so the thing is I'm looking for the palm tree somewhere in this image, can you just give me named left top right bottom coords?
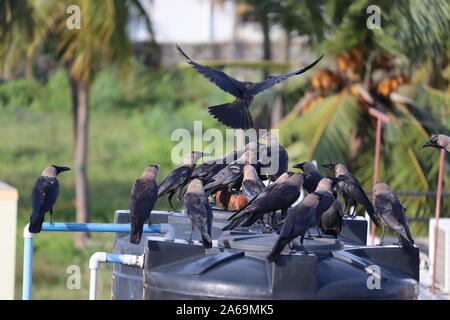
left=277, top=0, right=450, bottom=233
left=1, top=0, right=154, bottom=248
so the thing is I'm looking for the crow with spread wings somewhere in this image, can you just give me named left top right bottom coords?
left=176, top=44, right=323, bottom=130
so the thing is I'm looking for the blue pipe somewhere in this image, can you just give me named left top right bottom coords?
left=22, top=236, right=33, bottom=300
left=23, top=222, right=165, bottom=300
left=41, top=222, right=161, bottom=233
left=106, top=253, right=124, bottom=264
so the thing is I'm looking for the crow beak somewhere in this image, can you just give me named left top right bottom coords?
left=53, top=166, right=71, bottom=174
left=422, top=140, right=436, bottom=148
left=293, top=162, right=306, bottom=170
left=333, top=175, right=348, bottom=183
left=322, top=163, right=334, bottom=170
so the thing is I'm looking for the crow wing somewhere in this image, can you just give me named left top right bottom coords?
left=29, top=176, right=59, bottom=233
left=228, top=182, right=300, bottom=222
left=158, top=166, right=192, bottom=196
left=176, top=44, right=245, bottom=98
left=242, top=179, right=265, bottom=200
left=130, top=179, right=158, bottom=220
left=247, top=55, right=324, bottom=96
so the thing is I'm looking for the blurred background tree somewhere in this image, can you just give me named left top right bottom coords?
left=1, top=0, right=155, bottom=248
left=276, top=0, right=450, bottom=232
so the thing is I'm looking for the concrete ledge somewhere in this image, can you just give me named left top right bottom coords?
left=0, top=182, right=19, bottom=201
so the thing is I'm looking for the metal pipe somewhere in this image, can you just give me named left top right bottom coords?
left=431, top=149, right=446, bottom=294
left=41, top=222, right=161, bottom=233
left=368, top=107, right=390, bottom=245
left=23, top=222, right=174, bottom=300
left=22, top=224, right=34, bottom=300
left=89, top=252, right=144, bottom=300
left=371, top=118, right=382, bottom=244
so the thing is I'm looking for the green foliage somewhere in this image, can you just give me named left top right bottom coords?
left=0, top=77, right=41, bottom=109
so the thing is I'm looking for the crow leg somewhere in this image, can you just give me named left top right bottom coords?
left=174, top=187, right=186, bottom=212
left=343, top=195, right=350, bottom=215
left=167, top=192, right=176, bottom=212
left=316, top=225, right=322, bottom=238
left=377, top=223, right=386, bottom=246
left=50, top=207, right=54, bottom=226
left=187, top=224, right=194, bottom=244
left=300, top=236, right=308, bottom=255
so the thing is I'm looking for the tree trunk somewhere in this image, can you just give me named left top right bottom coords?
left=71, top=77, right=90, bottom=249
left=270, top=32, right=291, bottom=127
left=255, top=16, right=272, bottom=129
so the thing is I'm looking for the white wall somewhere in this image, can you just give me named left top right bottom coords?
left=0, top=182, right=18, bottom=300
left=130, top=0, right=236, bottom=44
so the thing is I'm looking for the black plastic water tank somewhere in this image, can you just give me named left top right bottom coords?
left=112, top=210, right=420, bottom=300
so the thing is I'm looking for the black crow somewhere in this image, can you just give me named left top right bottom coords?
left=203, top=149, right=257, bottom=194
left=322, top=163, right=380, bottom=228
left=293, top=161, right=323, bottom=194
left=191, top=150, right=238, bottom=181
left=158, top=151, right=209, bottom=211
left=223, top=171, right=306, bottom=231
left=308, top=177, right=345, bottom=237
left=129, top=165, right=159, bottom=244
left=319, top=195, right=343, bottom=238
left=29, top=165, right=71, bottom=233
left=176, top=44, right=323, bottom=130
left=422, top=134, right=450, bottom=152
left=258, top=134, right=289, bottom=182
left=183, top=178, right=213, bottom=248
left=242, top=164, right=265, bottom=201
left=373, top=182, right=414, bottom=248
left=266, top=177, right=344, bottom=262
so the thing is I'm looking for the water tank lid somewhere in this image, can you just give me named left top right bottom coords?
left=219, top=231, right=344, bottom=253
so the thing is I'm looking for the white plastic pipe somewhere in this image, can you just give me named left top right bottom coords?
left=160, top=223, right=175, bottom=241
left=89, top=252, right=144, bottom=300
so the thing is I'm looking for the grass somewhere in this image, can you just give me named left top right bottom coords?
left=2, top=100, right=225, bottom=299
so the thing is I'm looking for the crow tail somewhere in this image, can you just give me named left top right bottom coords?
left=130, top=219, right=145, bottom=245
left=267, top=237, right=291, bottom=263
left=208, top=101, right=254, bottom=130
left=28, top=210, right=44, bottom=233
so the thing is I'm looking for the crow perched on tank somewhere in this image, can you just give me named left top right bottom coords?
left=422, top=134, right=450, bottom=152
left=28, top=165, right=71, bottom=233
left=203, top=149, right=257, bottom=195
left=191, top=150, right=239, bottom=181
left=308, top=177, right=345, bottom=237
left=319, top=194, right=343, bottom=238
left=241, top=164, right=265, bottom=201
left=258, top=134, right=289, bottom=182
left=158, top=151, right=209, bottom=211
left=293, top=161, right=323, bottom=194
left=176, top=44, right=323, bottom=130
left=223, top=171, right=306, bottom=231
left=183, top=178, right=214, bottom=248
left=373, top=182, right=414, bottom=248
left=129, top=165, right=159, bottom=244
left=266, top=177, right=344, bottom=262
left=322, top=163, right=380, bottom=228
